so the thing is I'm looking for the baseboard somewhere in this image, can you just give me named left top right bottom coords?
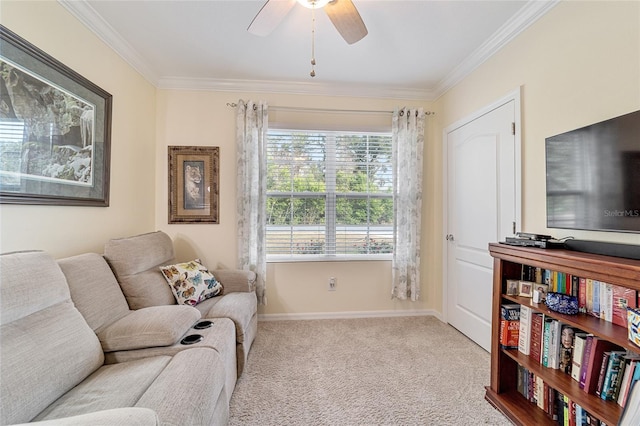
left=258, top=309, right=444, bottom=322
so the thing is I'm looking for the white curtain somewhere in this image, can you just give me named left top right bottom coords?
left=392, top=107, right=425, bottom=301
left=236, top=100, right=268, bottom=304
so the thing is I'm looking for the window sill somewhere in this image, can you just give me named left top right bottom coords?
left=267, top=254, right=392, bottom=263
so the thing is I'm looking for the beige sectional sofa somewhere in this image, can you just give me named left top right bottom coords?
left=103, top=231, right=258, bottom=375
left=0, top=231, right=257, bottom=425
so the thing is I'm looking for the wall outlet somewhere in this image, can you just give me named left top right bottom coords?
left=328, top=277, right=336, bottom=291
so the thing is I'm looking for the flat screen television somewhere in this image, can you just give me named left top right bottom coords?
left=545, top=109, right=640, bottom=234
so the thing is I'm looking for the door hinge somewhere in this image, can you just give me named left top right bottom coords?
left=511, top=122, right=516, bottom=135
left=512, top=221, right=516, bottom=234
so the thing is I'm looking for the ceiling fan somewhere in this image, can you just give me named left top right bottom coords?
left=247, top=0, right=368, bottom=45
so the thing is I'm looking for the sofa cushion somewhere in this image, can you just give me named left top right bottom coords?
left=199, top=291, right=258, bottom=343
left=34, top=356, right=172, bottom=421
left=160, top=259, right=224, bottom=306
left=97, top=305, right=201, bottom=352
left=1, top=251, right=70, bottom=324
left=34, top=348, right=226, bottom=426
left=104, top=232, right=177, bottom=309
left=58, top=253, right=131, bottom=333
left=1, top=251, right=104, bottom=425
left=135, top=348, right=227, bottom=426
left=13, top=408, right=159, bottom=426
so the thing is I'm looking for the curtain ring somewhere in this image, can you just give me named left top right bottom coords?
left=399, top=110, right=405, bottom=117
left=253, top=104, right=258, bottom=111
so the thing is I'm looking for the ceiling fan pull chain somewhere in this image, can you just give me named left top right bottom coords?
left=310, top=5, right=316, bottom=77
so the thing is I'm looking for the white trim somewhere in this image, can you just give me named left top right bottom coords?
left=441, top=87, right=523, bottom=323
left=58, top=0, right=556, bottom=100
left=58, top=0, right=159, bottom=84
left=156, top=76, right=435, bottom=100
left=435, top=0, right=559, bottom=99
left=259, top=309, right=443, bottom=322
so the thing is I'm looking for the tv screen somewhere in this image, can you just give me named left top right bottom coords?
left=545, top=110, right=640, bottom=234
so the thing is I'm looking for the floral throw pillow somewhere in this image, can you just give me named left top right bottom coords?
left=159, top=259, right=223, bottom=306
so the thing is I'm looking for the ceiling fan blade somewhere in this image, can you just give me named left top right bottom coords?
left=324, top=0, right=368, bottom=45
left=248, top=0, right=297, bottom=37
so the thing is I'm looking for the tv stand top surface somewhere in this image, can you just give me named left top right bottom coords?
left=488, top=243, right=640, bottom=290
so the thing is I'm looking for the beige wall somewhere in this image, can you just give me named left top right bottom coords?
left=2, top=0, right=638, bottom=318
left=437, top=0, right=640, bottom=248
left=0, top=0, right=157, bottom=257
left=155, top=91, right=439, bottom=317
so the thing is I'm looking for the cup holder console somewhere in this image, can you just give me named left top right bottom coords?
left=193, top=320, right=213, bottom=330
left=180, top=334, right=204, bottom=345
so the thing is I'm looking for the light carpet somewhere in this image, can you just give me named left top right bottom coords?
left=229, top=316, right=511, bottom=425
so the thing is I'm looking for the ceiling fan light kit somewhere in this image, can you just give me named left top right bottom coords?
left=297, top=0, right=331, bottom=9
left=248, top=0, right=367, bottom=78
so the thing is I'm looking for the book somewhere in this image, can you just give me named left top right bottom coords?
left=578, top=335, right=594, bottom=388
left=547, top=385, right=558, bottom=420
left=500, top=303, right=521, bottom=348
left=627, top=359, right=640, bottom=407
left=555, top=390, right=563, bottom=423
left=619, top=379, right=640, bottom=426
left=542, top=317, right=553, bottom=367
left=536, top=375, right=545, bottom=409
left=575, top=403, right=587, bottom=426
left=582, top=337, right=622, bottom=394
left=600, top=350, right=625, bottom=401
left=500, top=303, right=520, bottom=320
left=586, top=279, right=594, bottom=316
left=592, top=280, right=600, bottom=318
left=518, top=305, right=532, bottom=356
left=571, top=333, right=588, bottom=382
left=601, top=283, right=613, bottom=322
left=578, top=277, right=587, bottom=313
left=571, top=275, right=579, bottom=297
left=548, top=319, right=562, bottom=369
left=530, top=312, right=544, bottom=364
left=558, top=272, right=566, bottom=294
left=585, top=411, right=601, bottom=425
left=499, top=318, right=520, bottom=349
left=596, top=352, right=611, bottom=397
left=559, top=325, right=575, bottom=374
left=516, top=364, right=525, bottom=396
left=618, top=358, right=639, bottom=406
left=611, top=285, right=638, bottom=327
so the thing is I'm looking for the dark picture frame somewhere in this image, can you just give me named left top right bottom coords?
left=168, top=146, right=219, bottom=224
left=0, top=25, right=112, bottom=206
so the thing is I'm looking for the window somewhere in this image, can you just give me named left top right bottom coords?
left=266, top=130, right=393, bottom=259
left=0, top=119, right=26, bottom=190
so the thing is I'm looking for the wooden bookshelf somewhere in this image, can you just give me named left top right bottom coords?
left=486, top=243, right=640, bottom=426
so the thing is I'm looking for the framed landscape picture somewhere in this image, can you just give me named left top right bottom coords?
left=168, top=146, right=219, bottom=224
left=0, top=25, right=112, bottom=206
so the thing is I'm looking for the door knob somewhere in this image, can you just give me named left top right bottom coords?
left=446, top=234, right=455, bottom=241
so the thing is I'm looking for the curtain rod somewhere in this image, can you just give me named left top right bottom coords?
left=226, top=102, right=435, bottom=116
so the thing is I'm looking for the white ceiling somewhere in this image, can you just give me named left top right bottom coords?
left=60, top=0, right=558, bottom=100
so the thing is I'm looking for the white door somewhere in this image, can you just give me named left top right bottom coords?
left=445, top=98, right=519, bottom=352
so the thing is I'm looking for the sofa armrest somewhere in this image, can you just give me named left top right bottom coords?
left=16, top=408, right=159, bottom=425
left=97, top=305, right=201, bottom=352
left=213, top=269, right=256, bottom=293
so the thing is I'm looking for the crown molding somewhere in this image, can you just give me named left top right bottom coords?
left=156, top=76, right=436, bottom=100
left=434, top=0, right=560, bottom=99
left=59, top=0, right=557, bottom=101
left=58, top=0, right=159, bottom=84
